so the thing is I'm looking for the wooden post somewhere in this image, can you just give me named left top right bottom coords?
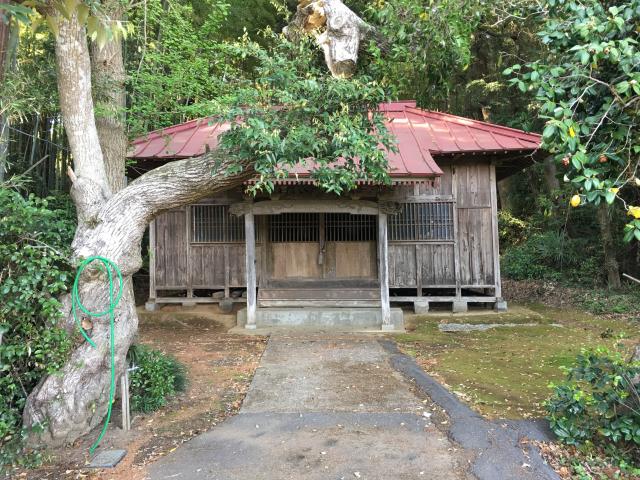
left=185, top=206, right=193, bottom=299
left=378, top=212, right=392, bottom=330
left=145, top=220, right=158, bottom=311
left=490, top=163, right=506, bottom=312
left=489, top=163, right=502, bottom=299
left=451, top=166, right=462, bottom=299
left=223, top=245, right=230, bottom=298
left=120, top=370, right=130, bottom=431
left=245, top=211, right=257, bottom=329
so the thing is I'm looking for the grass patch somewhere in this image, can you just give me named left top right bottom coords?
left=397, top=305, right=639, bottom=419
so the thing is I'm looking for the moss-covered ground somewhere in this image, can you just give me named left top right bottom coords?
left=396, top=304, right=639, bottom=419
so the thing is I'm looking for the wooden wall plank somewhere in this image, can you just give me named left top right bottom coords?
left=388, top=244, right=417, bottom=287
left=457, top=208, right=494, bottom=285
left=419, top=244, right=455, bottom=285
left=334, top=242, right=377, bottom=278
left=155, top=209, right=188, bottom=287
left=270, top=243, right=322, bottom=279
left=148, top=220, right=156, bottom=301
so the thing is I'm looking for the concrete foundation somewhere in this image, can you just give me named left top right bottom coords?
left=237, top=307, right=404, bottom=332
left=494, top=298, right=508, bottom=312
left=452, top=300, right=468, bottom=313
left=413, top=300, right=430, bottom=314
left=144, top=301, right=158, bottom=312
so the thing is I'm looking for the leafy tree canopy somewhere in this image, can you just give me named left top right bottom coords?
left=508, top=0, right=640, bottom=241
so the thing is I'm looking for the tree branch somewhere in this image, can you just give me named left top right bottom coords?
left=286, top=0, right=373, bottom=78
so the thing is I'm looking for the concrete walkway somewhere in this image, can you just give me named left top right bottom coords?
left=147, top=334, right=558, bottom=480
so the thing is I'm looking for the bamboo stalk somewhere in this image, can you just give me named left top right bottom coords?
left=623, top=273, right=640, bottom=285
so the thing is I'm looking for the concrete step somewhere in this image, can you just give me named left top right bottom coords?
left=236, top=307, right=404, bottom=332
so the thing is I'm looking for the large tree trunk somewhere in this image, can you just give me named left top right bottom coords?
left=597, top=203, right=622, bottom=289
left=91, top=1, right=127, bottom=193
left=24, top=152, right=254, bottom=445
left=22, top=11, right=254, bottom=446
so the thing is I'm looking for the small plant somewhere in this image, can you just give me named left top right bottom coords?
left=128, top=345, right=187, bottom=413
left=546, top=347, right=640, bottom=448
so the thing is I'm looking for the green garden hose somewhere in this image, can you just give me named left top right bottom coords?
left=72, top=256, right=124, bottom=455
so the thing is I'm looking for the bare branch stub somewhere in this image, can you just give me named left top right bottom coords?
left=286, top=0, right=372, bottom=78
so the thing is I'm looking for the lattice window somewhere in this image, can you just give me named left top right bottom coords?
left=269, top=213, right=320, bottom=242
left=191, top=205, right=245, bottom=243
left=326, top=214, right=377, bottom=242
left=389, top=202, right=454, bottom=241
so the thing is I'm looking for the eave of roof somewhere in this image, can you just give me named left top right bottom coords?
left=128, top=101, right=541, bottom=181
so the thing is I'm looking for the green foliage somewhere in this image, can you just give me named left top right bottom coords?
left=128, top=345, right=187, bottom=413
left=546, top=347, right=640, bottom=450
left=127, top=0, right=248, bottom=135
left=509, top=0, right=640, bottom=240
left=0, top=188, right=75, bottom=463
left=497, top=210, right=531, bottom=249
left=361, top=0, right=481, bottom=107
left=501, top=231, right=603, bottom=284
left=578, top=288, right=640, bottom=315
left=216, top=33, right=395, bottom=194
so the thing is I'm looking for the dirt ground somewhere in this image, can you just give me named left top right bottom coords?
left=8, top=305, right=266, bottom=480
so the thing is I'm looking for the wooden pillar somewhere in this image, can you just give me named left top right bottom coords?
left=451, top=166, right=462, bottom=299
left=378, top=212, right=392, bottom=330
left=245, top=212, right=257, bottom=329
left=185, top=206, right=193, bottom=299
left=145, top=220, right=158, bottom=311
left=490, top=163, right=506, bottom=311
left=489, top=163, right=502, bottom=298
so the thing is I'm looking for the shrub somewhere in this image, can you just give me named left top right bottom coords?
left=498, top=210, right=531, bottom=249
left=546, top=347, right=640, bottom=448
left=501, top=231, right=603, bottom=285
left=0, top=189, right=75, bottom=465
left=128, top=345, right=187, bottom=413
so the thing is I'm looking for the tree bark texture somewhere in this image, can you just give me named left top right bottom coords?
left=90, top=1, right=127, bottom=193
left=23, top=12, right=255, bottom=446
left=287, top=0, right=370, bottom=78
left=597, top=202, right=622, bottom=289
left=53, top=12, right=111, bottom=223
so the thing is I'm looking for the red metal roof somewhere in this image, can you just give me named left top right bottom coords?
left=129, top=101, right=541, bottom=180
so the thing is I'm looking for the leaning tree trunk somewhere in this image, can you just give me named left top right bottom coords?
left=22, top=11, right=254, bottom=446
left=597, top=203, right=622, bottom=289
left=24, top=0, right=369, bottom=446
left=23, top=152, right=254, bottom=445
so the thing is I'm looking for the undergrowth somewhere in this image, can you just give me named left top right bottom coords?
left=128, top=345, right=187, bottom=413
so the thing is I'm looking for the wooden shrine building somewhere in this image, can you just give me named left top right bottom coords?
left=130, top=101, right=541, bottom=330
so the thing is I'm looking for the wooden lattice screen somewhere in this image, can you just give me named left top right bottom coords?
left=389, top=202, right=454, bottom=241
left=326, top=214, right=376, bottom=242
left=269, top=213, right=320, bottom=242
left=191, top=205, right=245, bottom=243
